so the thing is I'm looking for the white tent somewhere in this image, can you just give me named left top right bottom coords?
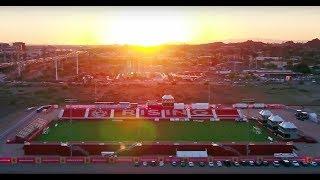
left=162, top=95, right=174, bottom=100
left=191, top=103, right=209, bottom=109
left=259, top=110, right=273, bottom=117
left=176, top=151, right=208, bottom=157
left=174, top=103, right=185, bottom=110
left=233, top=103, right=248, bottom=108
left=309, top=113, right=318, bottom=123
left=268, top=115, right=284, bottom=122
left=279, top=121, right=297, bottom=129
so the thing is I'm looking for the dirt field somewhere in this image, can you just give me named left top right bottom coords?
left=1, top=82, right=320, bottom=119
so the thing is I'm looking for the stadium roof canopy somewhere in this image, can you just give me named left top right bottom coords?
left=176, top=151, right=208, bottom=157
left=259, top=110, right=273, bottom=116
left=268, top=115, right=284, bottom=122
left=279, top=122, right=297, bottom=129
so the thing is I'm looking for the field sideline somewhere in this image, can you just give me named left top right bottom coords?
left=36, top=120, right=272, bottom=142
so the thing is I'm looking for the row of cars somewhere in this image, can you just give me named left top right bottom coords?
left=134, top=159, right=319, bottom=168
left=295, top=110, right=309, bottom=121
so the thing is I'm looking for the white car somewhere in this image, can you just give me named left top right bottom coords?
left=188, top=161, right=194, bottom=167
left=273, top=160, right=280, bottom=167
left=234, top=161, right=240, bottom=167
left=142, top=161, right=148, bottom=167
left=249, top=160, right=255, bottom=166
left=159, top=161, right=164, bottom=167
left=310, top=161, right=317, bottom=167
left=292, top=161, right=300, bottom=167
left=208, top=161, right=214, bottom=167
left=216, top=161, right=223, bottom=167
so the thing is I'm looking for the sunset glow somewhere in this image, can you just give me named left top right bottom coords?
left=0, top=6, right=320, bottom=45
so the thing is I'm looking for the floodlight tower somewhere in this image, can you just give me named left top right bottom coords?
left=76, top=53, right=79, bottom=75
left=55, top=58, right=58, bottom=81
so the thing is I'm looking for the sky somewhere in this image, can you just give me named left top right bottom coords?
left=0, top=6, right=319, bottom=45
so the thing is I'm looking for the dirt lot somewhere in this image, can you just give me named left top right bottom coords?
left=1, top=83, right=320, bottom=119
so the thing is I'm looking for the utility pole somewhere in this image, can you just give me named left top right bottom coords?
left=55, top=58, right=58, bottom=81
left=76, top=54, right=79, bottom=75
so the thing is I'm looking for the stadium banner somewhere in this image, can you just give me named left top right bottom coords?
left=117, top=157, right=133, bottom=162
left=41, top=157, right=60, bottom=164
left=17, top=157, right=36, bottom=163
left=66, top=157, right=85, bottom=163
left=90, top=157, right=108, bottom=163
left=0, top=157, right=12, bottom=164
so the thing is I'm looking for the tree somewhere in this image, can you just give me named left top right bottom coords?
left=292, top=63, right=311, bottom=74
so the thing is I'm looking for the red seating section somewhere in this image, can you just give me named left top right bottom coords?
left=88, top=108, right=111, bottom=118
left=163, top=108, right=188, bottom=118
left=215, top=108, right=239, bottom=119
left=190, top=109, right=213, bottom=119
left=139, top=108, right=162, bottom=118
left=62, top=108, right=86, bottom=118
left=114, top=108, right=137, bottom=118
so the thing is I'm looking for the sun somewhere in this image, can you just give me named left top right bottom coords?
left=100, top=15, right=190, bottom=46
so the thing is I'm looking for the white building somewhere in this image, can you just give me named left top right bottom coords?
left=267, top=115, right=284, bottom=130
left=278, top=121, right=299, bottom=139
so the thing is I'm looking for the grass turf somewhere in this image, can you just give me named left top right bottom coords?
left=35, top=120, right=271, bottom=142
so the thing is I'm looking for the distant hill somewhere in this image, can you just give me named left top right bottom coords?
left=306, top=38, right=320, bottom=48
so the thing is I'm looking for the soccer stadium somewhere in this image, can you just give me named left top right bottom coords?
left=5, top=94, right=300, bottom=164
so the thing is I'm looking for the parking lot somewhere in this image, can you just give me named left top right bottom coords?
left=1, top=160, right=319, bottom=174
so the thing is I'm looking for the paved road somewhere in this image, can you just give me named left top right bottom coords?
left=0, top=109, right=37, bottom=141
left=0, top=163, right=319, bottom=174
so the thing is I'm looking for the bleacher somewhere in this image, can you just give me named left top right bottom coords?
left=62, top=107, right=86, bottom=119
left=16, top=118, right=47, bottom=142
left=215, top=108, right=240, bottom=119
left=114, top=108, right=137, bottom=118
left=87, top=108, right=112, bottom=119
left=190, top=109, right=214, bottom=119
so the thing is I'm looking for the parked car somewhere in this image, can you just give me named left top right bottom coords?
left=301, top=161, right=309, bottom=167
left=273, top=160, right=280, bottom=167
left=281, top=160, right=291, bottom=167
left=134, top=161, right=140, bottom=167
left=292, top=161, right=300, bottom=167
left=199, top=161, right=205, bottom=167
left=233, top=161, right=240, bottom=167
left=216, top=161, right=223, bottom=167
left=262, top=161, right=269, bottom=166
left=188, top=161, right=194, bottom=167
left=240, top=160, right=248, bottom=166
left=159, top=161, right=164, bottom=167
left=150, top=160, right=157, bottom=167
left=142, top=161, right=148, bottom=167
left=255, top=160, right=263, bottom=166
left=208, top=161, right=214, bottom=167
left=224, top=160, right=232, bottom=167
left=249, top=160, right=255, bottom=166
left=310, top=161, right=318, bottom=167
left=180, top=161, right=187, bottom=167
left=171, top=161, right=177, bottom=167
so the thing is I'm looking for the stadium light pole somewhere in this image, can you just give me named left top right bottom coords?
left=55, top=58, right=58, bottom=81
left=76, top=53, right=79, bottom=75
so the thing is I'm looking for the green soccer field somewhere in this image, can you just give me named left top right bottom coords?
left=35, top=120, right=272, bottom=142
